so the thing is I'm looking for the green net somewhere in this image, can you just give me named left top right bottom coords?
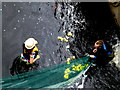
left=1, top=56, right=90, bottom=88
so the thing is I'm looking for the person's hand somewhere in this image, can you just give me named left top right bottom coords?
left=93, top=48, right=97, bottom=53
left=30, top=57, right=34, bottom=64
left=90, top=55, right=95, bottom=58
left=21, top=53, right=23, bottom=57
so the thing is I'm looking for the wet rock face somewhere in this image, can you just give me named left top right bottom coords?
left=76, top=3, right=119, bottom=47
left=112, top=45, right=120, bottom=69
left=55, top=2, right=119, bottom=57
left=55, top=2, right=120, bottom=89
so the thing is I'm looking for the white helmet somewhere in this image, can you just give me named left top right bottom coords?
left=24, top=38, right=37, bottom=49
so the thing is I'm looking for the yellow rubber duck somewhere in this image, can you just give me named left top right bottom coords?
left=72, top=56, right=75, bottom=59
left=63, top=38, right=69, bottom=42
left=64, top=74, right=69, bottom=79
left=67, top=32, right=73, bottom=36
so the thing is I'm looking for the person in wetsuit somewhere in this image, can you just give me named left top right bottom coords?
left=89, top=40, right=114, bottom=66
left=21, top=38, right=40, bottom=64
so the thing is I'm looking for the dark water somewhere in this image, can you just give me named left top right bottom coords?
left=2, top=2, right=120, bottom=89
left=3, top=2, right=65, bottom=77
left=84, top=63, right=120, bottom=89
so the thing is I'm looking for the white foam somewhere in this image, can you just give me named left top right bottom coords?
left=18, top=10, right=21, bottom=13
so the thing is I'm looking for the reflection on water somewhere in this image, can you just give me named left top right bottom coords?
left=10, top=56, right=39, bottom=76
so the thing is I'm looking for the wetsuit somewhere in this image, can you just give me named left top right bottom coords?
left=89, top=42, right=114, bottom=66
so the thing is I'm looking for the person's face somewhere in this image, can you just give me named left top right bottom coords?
left=94, top=42, right=100, bottom=48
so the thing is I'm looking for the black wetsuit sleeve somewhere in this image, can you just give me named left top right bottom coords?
left=94, top=49, right=107, bottom=59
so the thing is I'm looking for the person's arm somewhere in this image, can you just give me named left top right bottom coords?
left=89, top=48, right=97, bottom=59
left=30, top=57, right=34, bottom=64
left=93, top=48, right=97, bottom=53
left=30, top=52, right=36, bottom=64
left=30, top=51, right=39, bottom=64
left=89, top=55, right=96, bottom=59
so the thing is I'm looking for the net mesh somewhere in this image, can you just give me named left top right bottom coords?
left=1, top=56, right=90, bottom=88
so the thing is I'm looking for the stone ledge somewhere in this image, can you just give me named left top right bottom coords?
left=111, top=43, right=120, bottom=69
